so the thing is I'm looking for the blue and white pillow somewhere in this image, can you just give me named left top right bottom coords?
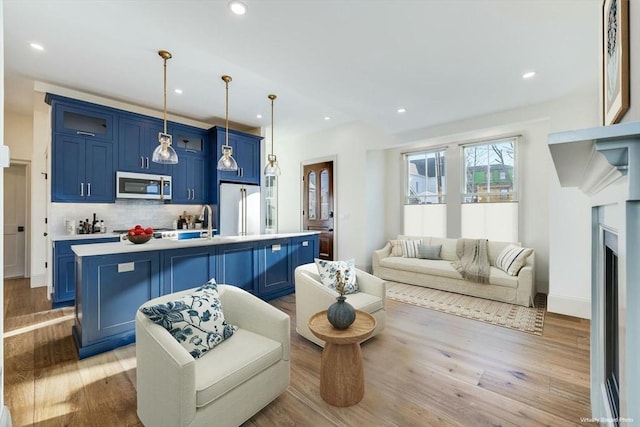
left=314, top=258, right=359, bottom=295
left=140, top=279, right=237, bottom=359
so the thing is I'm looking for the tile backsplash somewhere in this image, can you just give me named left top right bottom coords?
left=50, top=200, right=208, bottom=236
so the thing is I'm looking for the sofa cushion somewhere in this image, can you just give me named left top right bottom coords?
left=389, top=240, right=404, bottom=257
left=379, top=257, right=463, bottom=280
left=139, top=280, right=237, bottom=359
left=343, top=291, right=384, bottom=313
left=496, top=244, right=534, bottom=276
left=428, top=237, right=458, bottom=261
left=418, top=244, right=441, bottom=260
left=401, top=239, right=422, bottom=258
left=194, top=328, right=282, bottom=408
left=488, top=266, right=520, bottom=288
left=315, top=258, right=358, bottom=294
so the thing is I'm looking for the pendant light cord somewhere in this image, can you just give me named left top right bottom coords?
left=268, top=94, right=277, bottom=157
left=163, top=57, right=168, bottom=135
left=222, top=75, right=232, bottom=148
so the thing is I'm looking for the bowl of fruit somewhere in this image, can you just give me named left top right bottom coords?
left=126, top=225, right=154, bottom=244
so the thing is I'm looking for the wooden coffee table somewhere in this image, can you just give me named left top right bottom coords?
left=308, top=309, right=377, bottom=407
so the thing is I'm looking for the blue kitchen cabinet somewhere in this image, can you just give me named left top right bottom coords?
left=210, top=126, right=262, bottom=186
left=52, top=134, right=115, bottom=202
left=49, top=95, right=115, bottom=141
left=118, top=115, right=171, bottom=175
left=172, top=153, right=207, bottom=204
left=161, top=246, right=217, bottom=294
left=52, top=237, right=120, bottom=308
left=216, top=241, right=258, bottom=293
left=290, top=235, right=318, bottom=272
left=257, top=239, right=293, bottom=299
left=171, top=124, right=209, bottom=204
left=74, top=251, right=161, bottom=358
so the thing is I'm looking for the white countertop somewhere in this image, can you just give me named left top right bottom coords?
left=71, top=232, right=320, bottom=257
left=52, top=233, right=122, bottom=242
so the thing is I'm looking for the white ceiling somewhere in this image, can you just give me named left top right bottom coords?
left=4, top=0, right=601, bottom=142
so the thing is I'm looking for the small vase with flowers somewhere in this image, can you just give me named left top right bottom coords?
left=326, top=270, right=356, bottom=329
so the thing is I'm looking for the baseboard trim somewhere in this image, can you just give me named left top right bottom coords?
left=547, top=293, right=591, bottom=319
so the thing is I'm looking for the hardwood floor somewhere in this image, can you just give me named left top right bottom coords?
left=3, top=278, right=591, bottom=426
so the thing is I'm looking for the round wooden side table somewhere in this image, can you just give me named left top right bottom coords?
left=308, top=309, right=377, bottom=407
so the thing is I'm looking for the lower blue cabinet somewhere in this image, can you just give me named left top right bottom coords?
left=216, top=242, right=258, bottom=293
left=74, top=251, right=161, bottom=359
left=52, top=237, right=119, bottom=308
left=258, top=240, right=292, bottom=299
left=161, top=246, right=216, bottom=294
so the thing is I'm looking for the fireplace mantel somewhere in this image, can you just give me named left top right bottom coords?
left=548, top=120, right=640, bottom=425
left=549, top=121, right=640, bottom=197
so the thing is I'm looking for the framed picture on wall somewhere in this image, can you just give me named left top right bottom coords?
left=602, top=0, right=629, bottom=125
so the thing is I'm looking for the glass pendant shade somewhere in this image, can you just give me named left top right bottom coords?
left=153, top=50, right=178, bottom=164
left=264, top=154, right=281, bottom=176
left=217, top=75, right=239, bottom=171
left=217, top=145, right=238, bottom=171
left=152, top=132, right=179, bottom=164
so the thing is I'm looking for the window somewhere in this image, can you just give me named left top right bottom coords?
left=405, top=149, right=446, bottom=204
left=462, top=138, right=517, bottom=203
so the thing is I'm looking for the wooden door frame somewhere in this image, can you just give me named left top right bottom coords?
left=300, top=155, right=338, bottom=260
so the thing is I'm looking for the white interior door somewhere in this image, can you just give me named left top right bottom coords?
left=4, top=164, right=27, bottom=278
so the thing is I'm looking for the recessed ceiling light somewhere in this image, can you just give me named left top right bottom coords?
left=30, top=43, right=44, bottom=51
left=256, top=114, right=263, bottom=119
left=324, top=116, right=331, bottom=121
left=229, top=1, right=247, bottom=15
left=397, top=107, right=407, bottom=114
left=522, top=71, right=536, bottom=79
left=174, top=89, right=183, bottom=95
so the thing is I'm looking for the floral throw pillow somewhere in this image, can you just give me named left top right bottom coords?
left=139, top=279, right=237, bottom=359
left=314, top=258, right=359, bottom=294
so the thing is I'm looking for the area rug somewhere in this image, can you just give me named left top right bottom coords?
left=386, top=282, right=546, bottom=335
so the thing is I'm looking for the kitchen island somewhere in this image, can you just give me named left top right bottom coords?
left=72, top=232, right=319, bottom=358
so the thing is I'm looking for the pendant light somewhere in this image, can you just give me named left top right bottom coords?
left=264, top=94, right=281, bottom=177
left=152, top=50, right=179, bottom=164
left=217, top=75, right=238, bottom=171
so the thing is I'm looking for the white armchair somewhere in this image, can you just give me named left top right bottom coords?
left=294, top=263, right=386, bottom=347
left=136, top=285, right=290, bottom=427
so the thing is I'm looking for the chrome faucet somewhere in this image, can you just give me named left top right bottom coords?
left=201, top=204, right=213, bottom=239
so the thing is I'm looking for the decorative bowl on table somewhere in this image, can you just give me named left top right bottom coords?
left=127, top=233, right=152, bottom=244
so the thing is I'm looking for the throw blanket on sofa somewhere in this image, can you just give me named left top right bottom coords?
left=453, top=239, right=490, bottom=284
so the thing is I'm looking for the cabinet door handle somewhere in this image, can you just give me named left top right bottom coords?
left=76, top=131, right=95, bottom=137
left=190, top=189, right=194, bottom=200
left=145, top=157, right=150, bottom=169
left=80, top=182, right=84, bottom=196
left=140, top=156, right=144, bottom=168
left=87, top=183, right=92, bottom=197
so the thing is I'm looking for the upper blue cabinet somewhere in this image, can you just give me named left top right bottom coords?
left=118, top=115, right=171, bottom=175
left=170, top=124, right=209, bottom=204
left=52, top=97, right=115, bottom=141
left=210, top=126, right=262, bottom=186
left=47, top=95, right=116, bottom=203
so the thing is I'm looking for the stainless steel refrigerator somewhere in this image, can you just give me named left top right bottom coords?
left=219, top=183, right=261, bottom=236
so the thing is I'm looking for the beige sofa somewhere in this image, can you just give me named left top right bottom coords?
left=372, top=236, right=535, bottom=307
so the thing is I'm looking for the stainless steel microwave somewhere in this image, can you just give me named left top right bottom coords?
left=116, top=171, right=172, bottom=200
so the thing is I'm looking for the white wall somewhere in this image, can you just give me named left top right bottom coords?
left=277, top=121, right=393, bottom=270
left=4, top=111, right=32, bottom=161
